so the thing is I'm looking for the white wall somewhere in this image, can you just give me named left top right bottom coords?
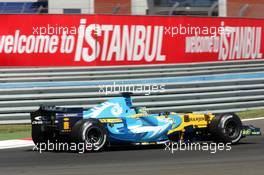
left=131, top=0, right=148, bottom=15
left=0, top=0, right=37, bottom=2
left=48, top=0, right=148, bottom=15
left=48, top=0, right=94, bottom=14
left=219, top=0, right=227, bottom=17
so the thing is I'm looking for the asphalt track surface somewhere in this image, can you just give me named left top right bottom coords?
left=0, top=120, right=263, bottom=175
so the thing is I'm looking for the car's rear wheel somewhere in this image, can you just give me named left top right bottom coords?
left=32, top=125, right=48, bottom=146
left=209, top=113, right=242, bottom=144
left=71, top=119, right=107, bottom=151
left=32, top=125, right=57, bottom=150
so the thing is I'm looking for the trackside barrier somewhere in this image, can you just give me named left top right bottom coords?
left=0, top=60, right=264, bottom=124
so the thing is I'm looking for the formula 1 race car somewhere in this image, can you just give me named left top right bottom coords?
left=30, top=93, right=261, bottom=151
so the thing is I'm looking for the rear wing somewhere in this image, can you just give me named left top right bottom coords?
left=30, top=106, right=83, bottom=124
left=36, top=106, right=83, bottom=113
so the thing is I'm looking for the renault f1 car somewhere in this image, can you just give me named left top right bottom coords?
left=31, top=93, right=261, bottom=151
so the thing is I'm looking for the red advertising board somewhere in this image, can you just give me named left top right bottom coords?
left=0, top=14, right=263, bottom=66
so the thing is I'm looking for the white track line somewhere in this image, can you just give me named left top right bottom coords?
left=0, top=139, right=34, bottom=150
left=242, top=117, right=264, bottom=122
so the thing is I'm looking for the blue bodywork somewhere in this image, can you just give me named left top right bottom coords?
left=78, top=95, right=183, bottom=143
left=32, top=94, right=262, bottom=147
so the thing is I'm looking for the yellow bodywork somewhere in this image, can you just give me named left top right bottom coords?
left=97, top=113, right=215, bottom=133
left=96, top=112, right=216, bottom=139
left=96, top=112, right=215, bottom=135
left=167, top=113, right=215, bottom=135
left=99, top=118, right=123, bottom=123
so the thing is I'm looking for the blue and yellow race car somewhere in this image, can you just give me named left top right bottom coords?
left=31, top=93, right=261, bottom=151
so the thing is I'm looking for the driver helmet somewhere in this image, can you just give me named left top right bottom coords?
left=135, top=107, right=148, bottom=114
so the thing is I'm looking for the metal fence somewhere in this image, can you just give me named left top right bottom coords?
left=0, top=59, right=264, bottom=124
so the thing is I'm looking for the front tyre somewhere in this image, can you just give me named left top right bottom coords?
left=209, top=113, right=242, bottom=144
left=71, top=119, right=108, bottom=152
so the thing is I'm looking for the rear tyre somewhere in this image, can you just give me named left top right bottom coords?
left=71, top=119, right=107, bottom=152
left=209, top=113, right=242, bottom=144
left=32, top=125, right=47, bottom=146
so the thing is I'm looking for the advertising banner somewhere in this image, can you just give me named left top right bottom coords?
left=0, top=15, right=263, bottom=66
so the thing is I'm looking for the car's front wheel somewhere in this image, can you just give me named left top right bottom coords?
left=209, top=113, right=242, bottom=144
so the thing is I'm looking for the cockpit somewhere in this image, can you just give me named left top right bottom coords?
left=134, top=107, right=149, bottom=115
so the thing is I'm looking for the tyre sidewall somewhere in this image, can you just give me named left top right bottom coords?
left=71, top=119, right=107, bottom=151
left=210, top=113, right=242, bottom=144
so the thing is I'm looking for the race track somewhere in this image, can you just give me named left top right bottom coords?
left=0, top=120, right=263, bottom=175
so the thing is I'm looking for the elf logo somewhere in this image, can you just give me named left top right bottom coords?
left=32, top=116, right=49, bottom=125
left=34, top=116, right=47, bottom=121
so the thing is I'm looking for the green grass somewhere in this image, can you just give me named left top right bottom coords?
left=236, top=109, right=264, bottom=119
left=0, top=131, right=31, bottom=140
left=0, top=109, right=263, bottom=141
left=0, top=124, right=31, bottom=141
